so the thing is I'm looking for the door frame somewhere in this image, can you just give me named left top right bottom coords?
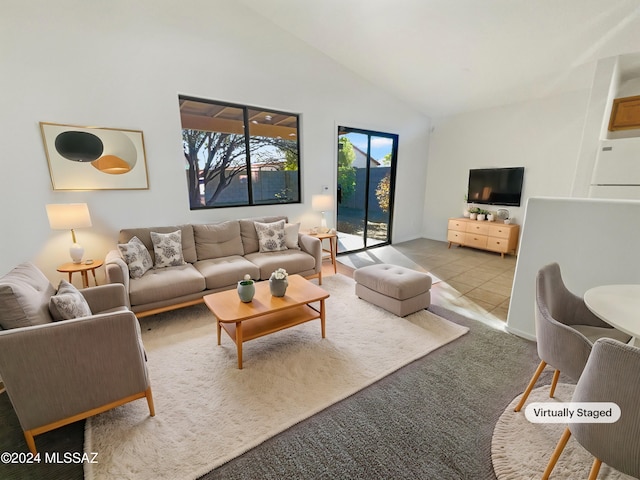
left=336, top=126, right=398, bottom=254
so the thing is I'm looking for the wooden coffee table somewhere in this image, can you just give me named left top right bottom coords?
left=203, top=275, right=330, bottom=369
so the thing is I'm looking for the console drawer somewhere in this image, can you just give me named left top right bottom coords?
left=466, top=222, right=490, bottom=235
left=448, top=219, right=466, bottom=232
left=464, top=233, right=488, bottom=249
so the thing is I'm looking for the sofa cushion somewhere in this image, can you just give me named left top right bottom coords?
left=255, top=219, right=288, bottom=252
left=118, top=236, right=153, bottom=279
left=49, top=280, right=92, bottom=320
left=194, top=256, right=260, bottom=290
left=245, top=250, right=316, bottom=280
left=0, top=262, right=55, bottom=329
left=239, top=216, right=287, bottom=254
left=151, top=230, right=186, bottom=268
left=194, top=221, right=244, bottom=260
left=119, top=225, right=197, bottom=264
left=128, top=264, right=206, bottom=306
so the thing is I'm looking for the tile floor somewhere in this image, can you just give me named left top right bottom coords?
left=325, top=237, right=517, bottom=331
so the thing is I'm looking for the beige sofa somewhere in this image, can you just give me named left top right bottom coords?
left=105, top=216, right=322, bottom=317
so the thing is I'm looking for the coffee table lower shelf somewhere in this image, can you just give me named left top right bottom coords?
left=218, top=303, right=325, bottom=369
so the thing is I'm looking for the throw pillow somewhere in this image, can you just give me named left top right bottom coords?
left=118, top=236, right=153, bottom=279
left=284, top=222, right=300, bottom=249
left=49, top=280, right=92, bottom=320
left=255, top=220, right=288, bottom=252
left=151, top=230, right=186, bottom=268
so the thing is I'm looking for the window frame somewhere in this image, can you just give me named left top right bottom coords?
left=179, top=95, right=302, bottom=210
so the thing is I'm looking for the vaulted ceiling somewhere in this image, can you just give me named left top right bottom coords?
left=239, top=0, right=640, bottom=117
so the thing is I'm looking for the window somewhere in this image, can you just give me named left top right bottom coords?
left=178, top=96, right=301, bottom=209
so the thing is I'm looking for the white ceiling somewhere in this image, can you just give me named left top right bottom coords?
left=239, top=0, right=640, bottom=118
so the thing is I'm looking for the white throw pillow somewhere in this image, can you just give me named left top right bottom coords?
left=151, top=230, right=186, bottom=268
left=118, top=236, right=153, bottom=279
left=284, top=222, right=300, bottom=249
left=49, top=280, right=92, bottom=320
left=255, top=220, right=288, bottom=252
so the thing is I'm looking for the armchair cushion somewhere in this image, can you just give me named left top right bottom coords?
left=0, top=262, right=55, bottom=329
left=49, top=280, right=92, bottom=320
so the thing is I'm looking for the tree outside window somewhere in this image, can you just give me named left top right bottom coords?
left=179, top=96, right=301, bottom=209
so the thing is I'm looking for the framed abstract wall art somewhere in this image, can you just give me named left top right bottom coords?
left=40, top=122, right=149, bottom=190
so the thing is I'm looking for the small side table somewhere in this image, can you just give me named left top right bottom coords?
left=56, top=260, right=104, bottom=288
left=309, top=232, right=337, bottom=274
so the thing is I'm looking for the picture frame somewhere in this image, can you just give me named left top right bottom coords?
left=40, top=122, right=149, bottom=190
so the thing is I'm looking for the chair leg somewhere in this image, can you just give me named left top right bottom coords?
left=588, top=458, right=602, bottom=480
left=514, top=360, right=547, bottom=412
left=23, top=431, right=37, bottom=455
left=145, top=386, right=156, bottom=417
left=549, top=369, right=561, bottom=398
left=542, top=427, right=571, bottom=480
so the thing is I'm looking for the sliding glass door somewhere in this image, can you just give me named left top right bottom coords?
left=336, top=126, right=398, bottom=253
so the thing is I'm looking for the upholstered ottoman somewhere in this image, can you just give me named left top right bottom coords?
left=353, top=264, right=432, bottom=317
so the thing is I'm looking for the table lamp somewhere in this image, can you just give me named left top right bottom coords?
left=46, top=203, right=92, bottom=263
left=312, top=194, right=333, bottom=233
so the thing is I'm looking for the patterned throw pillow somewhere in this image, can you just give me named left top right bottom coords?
left=255, top=220, right=288, bottom=253
left=118, top=236, right=153, bottom=279
left=49, top=280, right=92, bottom=320
left=151, top=230, right=186, bottom=268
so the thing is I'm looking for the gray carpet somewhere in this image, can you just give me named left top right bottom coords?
left=0, top=305, right=552, bottom=480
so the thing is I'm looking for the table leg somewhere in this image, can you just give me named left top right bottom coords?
left=217, top=319, right=221, bottom=345
left=67, top=272, right=73, bottom=283
left=80, top=271, right=89, bottom=288
left=330, top=237, right=337, bottom=273
left=90, top=267, right=99, bottom=286
left=320, top=298, right=326, bottom=338
left=236, top=322, right=243, bottom=369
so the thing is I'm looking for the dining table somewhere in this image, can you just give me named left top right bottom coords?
left=584, top=284, right=640, bottom=347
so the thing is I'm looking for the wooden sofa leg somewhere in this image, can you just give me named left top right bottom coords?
left=24, top=430, right=37, bottom=455
left=146, top=386, right=156, bottom=417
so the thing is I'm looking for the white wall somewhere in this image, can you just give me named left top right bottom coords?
left=421, top=89, right=591, bottom=241
left=0, top=0, right=430, bottom=283
left=507, top=197, right=640, bottom=340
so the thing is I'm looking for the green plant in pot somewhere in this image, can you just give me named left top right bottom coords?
left=237, top=274, right=255, bottom=302
left=468, top=207, right=479, bottom=220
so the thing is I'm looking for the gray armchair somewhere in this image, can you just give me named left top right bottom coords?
left=0, top=262, right=154, bottom=454
left=514, top=262, right=630, bottom=412
left=542, top=338, right=640, bottom=479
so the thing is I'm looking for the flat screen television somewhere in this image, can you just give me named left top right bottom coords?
left=467, top=167, right=524, bottom=207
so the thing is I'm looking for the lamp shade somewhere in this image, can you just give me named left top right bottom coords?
left=312, top=194, right=333, bottom=212
left=46, top=203, right=92, bottom=230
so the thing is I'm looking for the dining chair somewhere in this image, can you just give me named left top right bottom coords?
left=542, top=337, right=640, bottom=479
left=513, top=262, right=630, bottom=412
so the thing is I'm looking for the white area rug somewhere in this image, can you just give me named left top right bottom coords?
left=492, top=383, right=633, bottom=479
left=84, top=274, right=467, bottom=480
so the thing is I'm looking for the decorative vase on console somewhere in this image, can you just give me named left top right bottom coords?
left=237, top=274, right=255, bottom=303
left=269, top=268, right=289, bottom=297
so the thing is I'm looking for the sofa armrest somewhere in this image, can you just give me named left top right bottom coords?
left=105, top=249, right=130, bottom=291
left=81, top=283, right=129, bottom=312
left=0, top=311, right=149, bottom=431
left=298, top=234, right=322, bottom=274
